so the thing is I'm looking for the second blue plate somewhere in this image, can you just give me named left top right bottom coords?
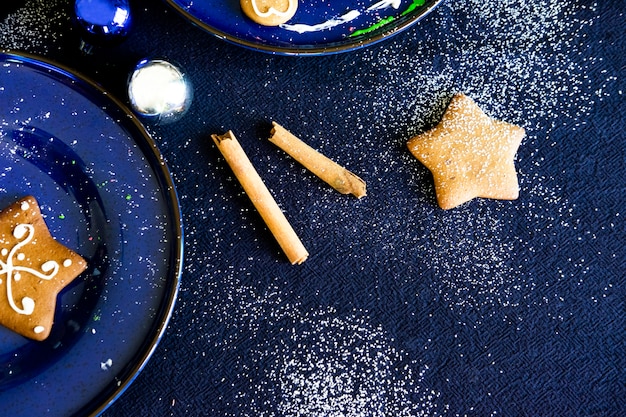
left=165, top=0, right=443, bottom=55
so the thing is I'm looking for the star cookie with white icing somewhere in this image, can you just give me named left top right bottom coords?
left=0, top=196, right=87, bottom=341
left=407, top=93, right=525, bottom=210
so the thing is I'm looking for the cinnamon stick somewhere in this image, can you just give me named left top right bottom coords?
left=269, top=122, right=367, bottom=198
left=211, top=131, right=309, bottom=264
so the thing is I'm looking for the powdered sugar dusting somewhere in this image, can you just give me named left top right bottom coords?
left=352, top=1, right=602, bottom=134
left=197, top=278, right=444, bottom=416
left=0, top=0, right=69, bottom=53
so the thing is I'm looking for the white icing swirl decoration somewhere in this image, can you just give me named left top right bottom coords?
left=251, top=0, right=297, bottom=18
left=0, top=223, right=60, bottom=315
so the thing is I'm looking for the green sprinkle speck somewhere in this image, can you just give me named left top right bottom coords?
left=350, top=0, right=426, bottom=38
left=58, top=214, right=65, bottom=220
left=125, top=194, right=132, bottom=201
left=402, top=0, right=426, bottom=16
left=350, top=16, right=395, bottom=37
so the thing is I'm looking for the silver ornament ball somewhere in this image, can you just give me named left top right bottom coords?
left=128, top=59, right=192, bottom=124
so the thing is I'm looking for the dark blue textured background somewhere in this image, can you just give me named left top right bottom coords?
left=2, top=0, right=624, bottom=415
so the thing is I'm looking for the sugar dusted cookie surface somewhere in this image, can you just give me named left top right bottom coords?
left=241, top=0, right=298, bottom=26
left=407, top=93, right=525, bottom=210
left=0, top=196, right=87, bottom=341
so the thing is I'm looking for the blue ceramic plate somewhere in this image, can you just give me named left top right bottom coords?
left=165, top=0, right=443, bottom=54
left=0, top=51, right=183, bottom=416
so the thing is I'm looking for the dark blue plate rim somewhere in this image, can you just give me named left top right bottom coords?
left=0, top=50, right=183, bottom=417
left=164, top=0, right=443, bottom=55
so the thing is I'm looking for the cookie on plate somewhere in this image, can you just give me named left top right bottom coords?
left=241, top=0, right=298, bottom=26
left=0, top=196, right=87, bottom=341
left=407, top=93, right=525, bottom=210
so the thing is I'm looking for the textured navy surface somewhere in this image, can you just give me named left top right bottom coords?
left=1, top=0, right=624, bottom=415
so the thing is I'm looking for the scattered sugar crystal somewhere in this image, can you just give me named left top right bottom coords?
left=100, top=358, right=113, bottom=371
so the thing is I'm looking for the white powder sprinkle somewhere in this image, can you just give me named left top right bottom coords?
left=198, top=279, right=444, bottom=416
left=0, top=0, right=69, bottom=53
left=100, top=358, right=113, bottom=371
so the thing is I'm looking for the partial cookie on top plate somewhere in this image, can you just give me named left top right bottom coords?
left=240, top=0, right=298, bottom=26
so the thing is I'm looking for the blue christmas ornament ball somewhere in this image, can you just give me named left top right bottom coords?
left=74, top=0, right=132, bottom=51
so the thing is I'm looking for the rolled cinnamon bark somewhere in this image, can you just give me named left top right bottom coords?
left=269, top=122, right=367, bottom=198
left=211, top=131, right=309, bottom=264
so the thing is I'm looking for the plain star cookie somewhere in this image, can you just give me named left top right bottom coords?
left=407, top=93, right=525, bottom=210
left=0, top=196, right=87, bottom=341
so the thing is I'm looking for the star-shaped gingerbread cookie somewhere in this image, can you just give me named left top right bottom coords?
left=0, top=196, right=87, bottom=341
left=407, top=93, right=525, bottom=210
